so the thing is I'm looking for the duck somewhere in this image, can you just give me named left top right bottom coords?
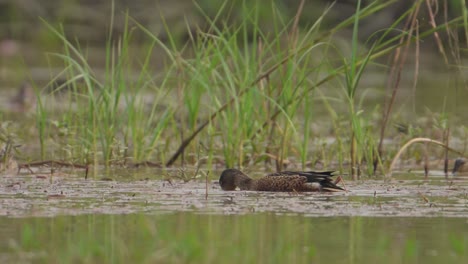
left=219, top=168, right=344, bottom=192
left=452, top=158, right=466, bottom=175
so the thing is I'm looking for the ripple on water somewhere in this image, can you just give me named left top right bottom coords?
left=0, top=172, right=467, bottom=217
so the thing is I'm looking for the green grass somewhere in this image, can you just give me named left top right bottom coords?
left=2, top=0, right=467, bottom=178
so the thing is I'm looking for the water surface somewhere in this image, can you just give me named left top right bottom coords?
left=0, top=213, right=466, bottom=263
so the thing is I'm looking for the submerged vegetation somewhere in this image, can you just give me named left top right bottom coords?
left=1, top=0, right=468, bottom=179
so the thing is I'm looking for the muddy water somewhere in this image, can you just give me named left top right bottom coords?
left=0, top=170, right=467, bottom=262
left=1, top=169, right=467, bottom=217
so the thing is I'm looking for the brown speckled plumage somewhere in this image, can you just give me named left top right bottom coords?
left=219, top=169, right=344, bottom=192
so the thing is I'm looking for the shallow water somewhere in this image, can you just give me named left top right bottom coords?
left=0, top=213, right=467, bottom=263
left=0, top=168, right=467, bottom=262
left=1, top=169, right=467, bottom=217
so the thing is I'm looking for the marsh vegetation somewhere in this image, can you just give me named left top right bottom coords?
left=1, top=0, right=468, bottom=262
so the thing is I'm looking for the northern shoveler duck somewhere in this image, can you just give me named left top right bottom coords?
left=219, top=168, right=344, bottom=192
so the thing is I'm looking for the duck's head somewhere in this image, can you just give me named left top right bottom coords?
left=219, top=169, right=244, bottom=191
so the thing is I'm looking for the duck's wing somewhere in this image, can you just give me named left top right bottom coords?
left=254, top=176, right=308, bottom=192
left=267, top=171, right=344, bottom=191
left=267, top=170, right=335, bottom=180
